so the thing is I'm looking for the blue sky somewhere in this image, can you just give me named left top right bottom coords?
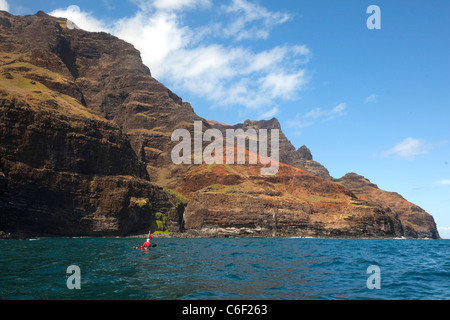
left=3, top=1, right=450, bottom=237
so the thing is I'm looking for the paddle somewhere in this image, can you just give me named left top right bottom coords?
left=133, top=244, right=157, bottom=250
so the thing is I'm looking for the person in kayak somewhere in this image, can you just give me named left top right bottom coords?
left=141, top=232, right=152, bottom=250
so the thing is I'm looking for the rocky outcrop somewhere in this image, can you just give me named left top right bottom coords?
left=209, top=118, right=332, bottom=180
left=336, top=173, right=440, bottom=239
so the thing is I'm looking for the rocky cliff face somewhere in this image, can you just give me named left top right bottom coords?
left=0, top=11, right=440, bottom=238
left=0, top=11, right=182, bottom=238
left=336, top=173, right=439, bottom=239
left=209, top=118, right=332, bottom=180
left=176, top=162, right=405, bottom=238
left=0, top=83, right=179, bottom=237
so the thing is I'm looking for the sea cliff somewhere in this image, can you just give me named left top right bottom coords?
left=0, top=11, right=440, bottom=239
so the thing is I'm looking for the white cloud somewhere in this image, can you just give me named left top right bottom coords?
left=49, top=2, right=310, bottom=111
left=49, top=5, right=108, bottom=32
left=438, top=227, right=450, bottom=239
left=365, top=94, right=377, bottom=103
left=247, top=45, right=310, bottom=73
left=152, top=0, right=212, bottom=11
left=382, top=137, right=432, bottom=161
left=222, top=0, right=291, bottom=41
left=113, top=10, right=191, bottom=77
left=0, top=0, right=9, bottom=12
left=437, top=180, right=450, bottom=186
left=260, top=70, right=307, bottom=100
left=115, top=12, right=309, bottom=109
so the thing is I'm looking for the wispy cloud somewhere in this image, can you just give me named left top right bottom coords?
left=286, top=102, right=347, bottom=130
left=151, top=0, right=212, bottom=11
left=305, top=103, right=347, bottom=121
left=222, top=0, right=291, bottom=41
left=0, top=0, right=10, bottom=12
left=382, top=137, right=433, bottom=161
left=49, top=1, right=309, bottom=115
left=258, top=106, right=279, bottom=119
left=285, top=118, right=313, bottom=131
left=437, top=180, right=450, bottom=186
left=365, top=94, right=377, bottom=103
left=438, top=227, right=450, bottom=239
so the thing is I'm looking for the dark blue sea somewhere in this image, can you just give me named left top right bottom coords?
left=0, top=238, right=449, bottom=300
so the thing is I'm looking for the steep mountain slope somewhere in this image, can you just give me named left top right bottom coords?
left=208, top=118, right=332, bottom=179
left=0, top=11, right=440, bottom=238
left=0, top=11, right=181, bottom=238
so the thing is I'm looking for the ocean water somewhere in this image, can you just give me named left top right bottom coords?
left=0, top=237, right=448, bottom=300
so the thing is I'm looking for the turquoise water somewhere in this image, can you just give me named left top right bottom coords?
left=0, top=238, right=449, bottom=300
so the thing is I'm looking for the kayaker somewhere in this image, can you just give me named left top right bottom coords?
left=141, top=232, right=152, bottom=250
